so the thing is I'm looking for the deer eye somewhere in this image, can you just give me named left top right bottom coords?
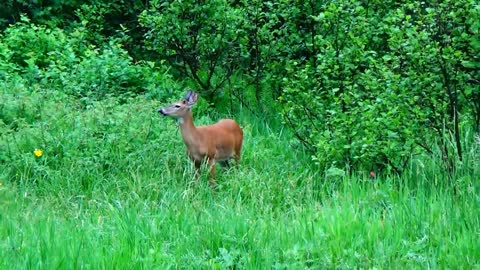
left=174, top=104, right=181, bottom=108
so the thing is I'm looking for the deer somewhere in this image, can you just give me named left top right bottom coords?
left=158, top=90, right=243, bottom=187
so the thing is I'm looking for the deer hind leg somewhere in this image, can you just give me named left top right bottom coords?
left=233, top=151, right=241, bottom=166
left=234, top=141, right=242, bottom=165
left=219, top=160, right=231, bottom=169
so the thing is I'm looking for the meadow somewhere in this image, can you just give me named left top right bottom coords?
left=0, top=78, right=479, bottom=269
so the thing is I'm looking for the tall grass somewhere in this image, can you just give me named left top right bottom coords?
left=0, top=79, right=479, bottom=269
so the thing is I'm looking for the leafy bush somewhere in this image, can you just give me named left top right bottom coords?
left=0, top=18, right=176, bottom=101
left=0, top=16, right=70, bottom=77
left=279, top=0, right=479, bottom=173
left=139, top=0, right=245, bottom=104
left=48, top=41, right=145, bottom=100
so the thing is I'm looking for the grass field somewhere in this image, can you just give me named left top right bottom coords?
left=0, top=83, right=479, bottom=269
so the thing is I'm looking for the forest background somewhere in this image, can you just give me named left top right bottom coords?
left=0, top=0, right=479, bottom=268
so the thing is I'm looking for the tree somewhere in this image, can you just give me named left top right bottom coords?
left=139, top=0, right=245, bottom=104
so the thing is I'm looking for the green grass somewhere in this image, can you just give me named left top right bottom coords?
left=0, top=82, right=479, bottom=269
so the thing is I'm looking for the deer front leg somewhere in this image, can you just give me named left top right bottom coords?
left=207, top=157, right=216, bottom=188
left=193, top=160, right=201, bottom=179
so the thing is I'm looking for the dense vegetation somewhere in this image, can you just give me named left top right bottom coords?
left=0, top=0, right=479, bottom=268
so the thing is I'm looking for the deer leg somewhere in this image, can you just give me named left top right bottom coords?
left=234, top=153, right=241, bottom=166
left=193, top=160, right=201, bottom=179
left=207, top=157, right=217, bottom=187
left=234, top=141, right=242, bottom=166
left=219, top=160, right=231, bottom=169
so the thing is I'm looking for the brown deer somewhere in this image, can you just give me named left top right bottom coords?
left=158, top=90, right=243, bottom=186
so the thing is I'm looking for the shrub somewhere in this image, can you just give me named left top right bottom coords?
left=139, top=0, right=245, bottom=104
left=0, top=18, right=177, bottom=101
left=279, top=0, right=479, bottom=173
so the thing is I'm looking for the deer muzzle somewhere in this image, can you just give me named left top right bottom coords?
left=158, top=109, right=167, bottom=116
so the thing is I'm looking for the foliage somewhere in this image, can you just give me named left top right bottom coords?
left=0, top=17, right=176, bottom=102
left=278, top=0, right=480, bottom=172
left=1, top=0, right=477, bottom=174
left=136, top=0, right=479, bottom=173
left=0, top=0, right=148, bottom=59
left=139, top=0, right=246, bottom=104
left=0, top=2, right=479, bottom=267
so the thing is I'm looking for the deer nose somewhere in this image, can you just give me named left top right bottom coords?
left=158, top=109, right=166, bottom=115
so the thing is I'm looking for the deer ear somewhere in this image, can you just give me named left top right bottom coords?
left=184, top=90, right=193, bottom=101
left=186, top=91, right=198, bottom=107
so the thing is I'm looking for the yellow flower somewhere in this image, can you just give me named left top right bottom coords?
left=33, top=148, right=43, bottom=157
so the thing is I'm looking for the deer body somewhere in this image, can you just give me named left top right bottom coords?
left=159, top=90, right=243, bottom=186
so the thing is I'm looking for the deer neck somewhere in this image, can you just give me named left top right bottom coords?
left=178, top=112, right=199, bottom=147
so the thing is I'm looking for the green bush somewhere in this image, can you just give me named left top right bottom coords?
left=279, top=0, right=479, bottom=173
left=139, top=0, right=245, bottom=104
left=0, top=18, right=176, bottom=101
left=1, top=16, right=69, bottom=70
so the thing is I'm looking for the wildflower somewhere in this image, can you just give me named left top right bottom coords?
left=33, top=148, right=43, bottom=158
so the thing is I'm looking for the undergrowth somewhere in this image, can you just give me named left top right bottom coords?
left=0, top=75, right=479, bottom=269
